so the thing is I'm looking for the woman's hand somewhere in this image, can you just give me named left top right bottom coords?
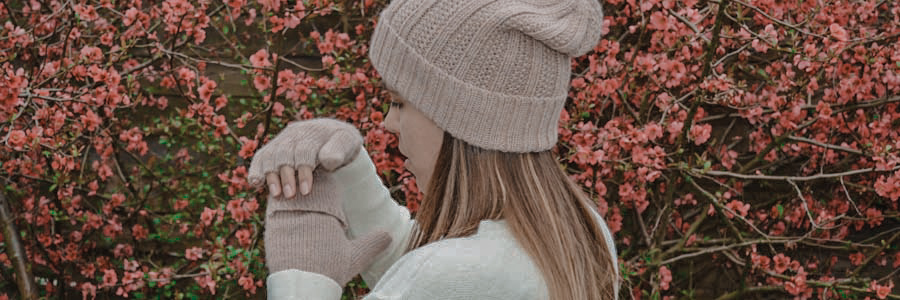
left=248, top=118, right=363, bottom=199
left=265, top=170, right=392, bottom=286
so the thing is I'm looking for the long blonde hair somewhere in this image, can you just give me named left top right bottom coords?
left=406, top=131, right=617, bottom=299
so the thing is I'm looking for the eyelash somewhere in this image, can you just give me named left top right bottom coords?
left=390, top=101, right=402, bottom=108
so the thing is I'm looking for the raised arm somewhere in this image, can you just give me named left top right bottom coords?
left=331, top=146, right=415, bottom=286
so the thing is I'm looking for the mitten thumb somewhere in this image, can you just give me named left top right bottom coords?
left=346, top=231, right=392, bottom=278
left=318, top=131, right=363, bottom=171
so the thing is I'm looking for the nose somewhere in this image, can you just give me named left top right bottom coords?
left=384, top=105, right=399, bottom=134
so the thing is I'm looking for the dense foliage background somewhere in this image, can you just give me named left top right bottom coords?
left=1, top=0, right=898, bottom=298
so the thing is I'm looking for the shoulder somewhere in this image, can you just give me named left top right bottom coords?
left=368, top=222, right=547, bottom=299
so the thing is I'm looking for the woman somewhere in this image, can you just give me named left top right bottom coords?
left=248, top=0, right=618, bottom=298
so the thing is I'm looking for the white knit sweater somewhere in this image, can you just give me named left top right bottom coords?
left=267, top=149, right=620, bottom=299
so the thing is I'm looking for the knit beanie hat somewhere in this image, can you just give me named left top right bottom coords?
left=369, top=0, right=604, bottom=152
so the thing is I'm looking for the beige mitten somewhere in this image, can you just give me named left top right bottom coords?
left=265, top=170, right=392, bottom=286
left=248, top=118, right=363, bottom=188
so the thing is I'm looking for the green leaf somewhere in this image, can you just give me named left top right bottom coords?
left=776, top=204, right=784, bottom=218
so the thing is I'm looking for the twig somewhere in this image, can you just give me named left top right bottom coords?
left=730, top=0, right=826, bottom=38
left=850, top=230, right=900, bottom=278
left=661, top=238, right=800, bottom=265
left=839, top=176, right=864, bottom=216
left=279, top=56, right=326, bottom=72
left=0, top=192, right=38, bottom=299
left=787, top=180, right=826, bottom=229
left=786, top=136, right=863, bottom=155
left=693, top=165, right=900, bottom=181
left=675, top=0, right=732, bottom=149
left=666, top=9, right=710, bottom=43
left=718, top=248, right=900, bottom=299
left=715, top=286, right=786, bottom=300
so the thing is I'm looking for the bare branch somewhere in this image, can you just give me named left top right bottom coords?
left=0, top=192, right=38, bottom=299
left=692, top=165, right=900, bottom=181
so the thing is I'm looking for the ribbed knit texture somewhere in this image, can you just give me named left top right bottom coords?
left=248, top=118, right=363, bottom=187
left=265, top=170, right=392, bottom=286
left=369, top=0, right=604, bottom=152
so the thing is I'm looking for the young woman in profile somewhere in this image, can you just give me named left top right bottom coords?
left=248, top=0, right=619, bottom=299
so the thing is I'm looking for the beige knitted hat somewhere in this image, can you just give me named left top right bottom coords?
left=369, top=0, right=604, bottom=152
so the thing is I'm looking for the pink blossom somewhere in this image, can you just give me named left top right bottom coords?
left=7, top=129, right=26, bottom=150
left=849, top=252, right=866, bottom=266
left=226, top=0, right=245, bottom=9
left=644, top=122, right=663, bottom=141
left=648, top=11, right=670, bottom=31
left=257, top=0, right=281, bottom=12
left=870, top=280, right=894, bottom=300
left=113, top=243, right=133, bottom=258
left=235, top=229, right=252, bottom=247
left=123, top=7, right=141, bottom=26
left=874, top=173, right=900, bottom=201
left=724, top=200, right=750, bottom=219
left=74, top=4, right=100, bottom=21
left=227, top=199, right=250, bottom=222
left=79, top=46, right=104, bottom=62
left=81, top=282, right=97, bottom=299
left=198, top=80, right=216, bottom=102
left=238, top=137, right=258, bottom=159
left=102, top=269, right=118, bottom=287
left=194, top=275, right=217, bottom=294
left=201, top=207, right=218, bottom=226
left=250, top=49, right=272, bottom=68
left=238, top=274, right=258, bottom=294
left=185, top=247, right=203, bottom=261
left=659, top=266, right=672, bottom=290
left=132, top=224, right=148, bottom=240
left=214, top=95, right=228, bottom=111
left=174, top=199, right=189, bottom=210
left=253, top=75, right=271, bottom=91
left=80, top=109, right=102, bottom=131
left=103, top=219, right=123, bottom=238
left=829, top=23, right=849, bottom=42
left=773, top=254, right=791, bottom=274
left=689, top=124, right=712, bottom=145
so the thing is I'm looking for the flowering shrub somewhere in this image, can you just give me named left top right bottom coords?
left=0, top=0, right=897, bottom=299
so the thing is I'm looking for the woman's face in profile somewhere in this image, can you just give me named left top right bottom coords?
left=383, top=89, right=444, bottom=192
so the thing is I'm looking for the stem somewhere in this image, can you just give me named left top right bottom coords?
left=0, top=192, right=38, bottom=300
left=675, top=0, right=733, bottom=148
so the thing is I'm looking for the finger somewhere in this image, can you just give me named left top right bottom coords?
left=266, top=172, right=282, bottom=198
left=319, top=131, right=363, bottom=171
left=348, top=231, right=392, bottom=274
left=247, top=148, right=267, bottom=188
left=296, top=165, right=314, bottom=196
left=280, top=165, right=297, bottom=198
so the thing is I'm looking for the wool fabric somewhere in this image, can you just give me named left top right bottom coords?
left=267, top=147, right=620, bottom=299
left=265, top=170, right=392, bottom=286
left=247, top=118, right=363, bottom=188
left=369, top=0, right=604, bottom=152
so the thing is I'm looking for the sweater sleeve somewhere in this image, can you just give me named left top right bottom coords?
left=331, top=146, right=415, bottom=287
left=266, top=270, right=343, bottom=300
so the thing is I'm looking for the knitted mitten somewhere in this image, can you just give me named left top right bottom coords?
left=248, top=118, right=363, bottom=188
left=264, top=170, right=392, bottom=286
